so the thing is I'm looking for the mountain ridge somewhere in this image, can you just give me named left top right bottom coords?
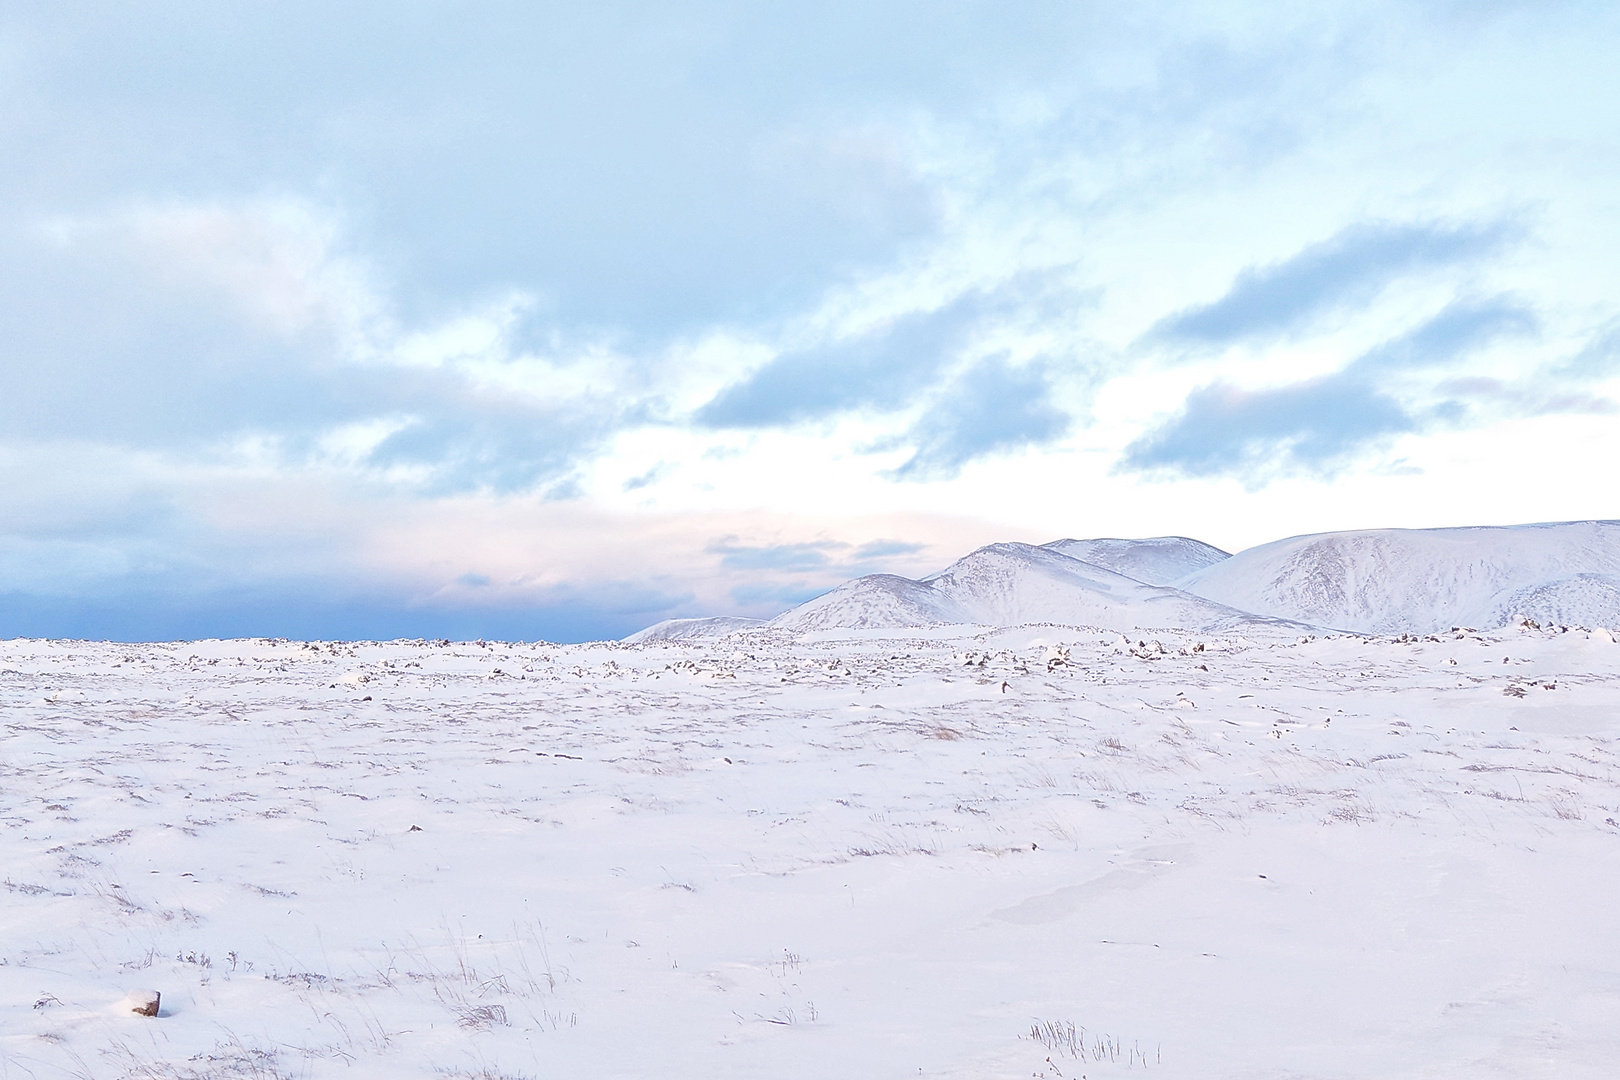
left=625, top=520, right=1620, bottom=640
left=1177, top=519, right=1620, bottom=633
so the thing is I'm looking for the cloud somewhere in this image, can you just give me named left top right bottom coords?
left=361, top=408, right=612, bottom=495
left=622, top=463, right=671, bottom=491
left=853, top=539, right=925, bottom=559
left=0, top=4, right=970, bottom=338
left=703, top=534, right=943, bottom=617
left=892, top=359, right=1070, bottom=480
left=1350, top=295, right=1537, bottom=374
left=706, top=538, right=847, bottom=571
left=694, top=262, right=1094, bottom=432
left=729, top=582, right=828, bottom=607
left=1123, top=374, right=1413, bottom=477
left=3, top=199, right=638, bottom=495
left=1152, top=220, right=1518, bottom=346
left=1125, top=297, right=1541, bottom=479
left=694, top=292, right=991, bottom=428
left=1557, top=318, right=1620, bottom=380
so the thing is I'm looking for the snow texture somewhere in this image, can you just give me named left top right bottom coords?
left=770, top=573, right=971, bottom=632
left=5, top=626, right=1620, bottom=1079
left=1040, top=536, right=1231, bottom=586
left=769, top=542, right=1289, bottom=637
left=1178, top=519, right=1620, bottom=633
left=920, top=543, right=1266, bottom=633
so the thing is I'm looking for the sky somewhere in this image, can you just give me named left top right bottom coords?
left=3, top=0, right=1620, bottom=642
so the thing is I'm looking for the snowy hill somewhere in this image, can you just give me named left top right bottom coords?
left=623, top=616, right=765, bottom=643
left=1042, top=535, right=1230, bottom=585
left=769, top=574, right=971, bottom=632
left=1177, top=520, right=1620, bottom=633
left=923, top=542, right=1261, bottom=630
left=1495, top=574, right=1620, bottom=630
left=629, top=521, right=1620, bottom=642
left=770, top=542, right=1275, bottom=634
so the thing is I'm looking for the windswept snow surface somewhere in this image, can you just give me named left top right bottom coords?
left=624, top=617, right=765, bottom=643
left=6, top=629, right=1620, bottom=1078
left=1178, top=520, right=1620, bottom=634
left=771, top=544, right=1275, bottom=635
left=1042, top=536, right=1230, bottom=586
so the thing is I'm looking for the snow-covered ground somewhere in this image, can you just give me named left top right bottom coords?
left=6, top=624, right=1620, bottom=1078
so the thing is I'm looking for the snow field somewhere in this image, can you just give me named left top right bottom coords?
left=4, top=627, right=1620, bottom=1078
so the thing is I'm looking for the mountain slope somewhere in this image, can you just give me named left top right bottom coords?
left=770, top=542, right=1278, bottom=634
left=1042, top=536, right=1230, bottom=585
left=1178, top=520, right=1620, bottom=633
left=629, top=524, right=1620, bottom=641
left=623, top=616, right=765, bottom=643
left=769, top=574, right=971, bottom=632
left=925, top=542, right=1266, bottom=631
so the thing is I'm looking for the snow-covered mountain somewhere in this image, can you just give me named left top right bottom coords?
left=1176, top=520, right=1620, bottom=633
left=769, top=542, right=1273, bottom=634
left=1041, top=535, right=1230, bottom=585
left=922, top=542, right=1259, bottom=629
left=626, top=521, right=1620, bottom=641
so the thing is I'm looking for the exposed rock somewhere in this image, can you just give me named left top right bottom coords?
left=120, top=988, right=160, bottom=1016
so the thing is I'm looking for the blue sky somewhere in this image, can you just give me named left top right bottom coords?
left=3, top=1, right=1619, bottom=641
